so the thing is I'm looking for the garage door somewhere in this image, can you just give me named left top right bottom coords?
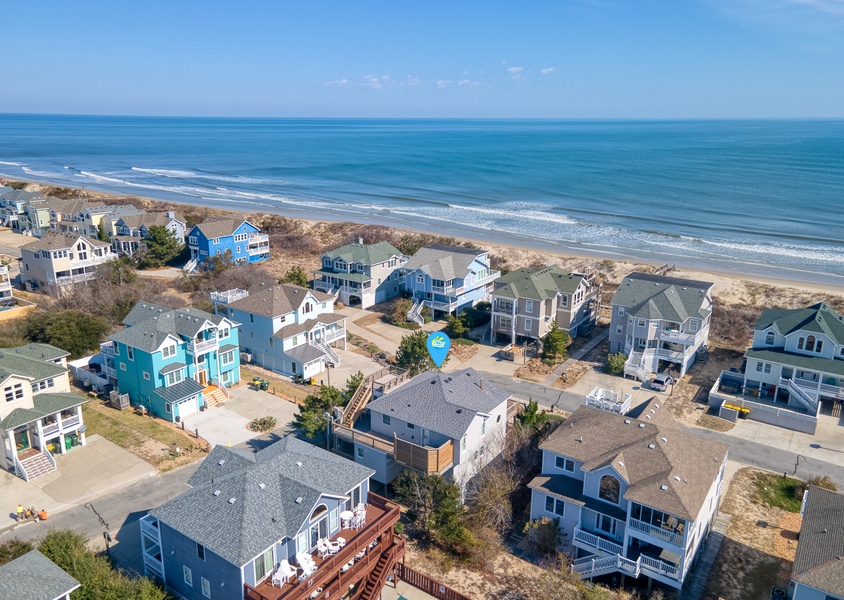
left=179, top=395, right=199, bottom=418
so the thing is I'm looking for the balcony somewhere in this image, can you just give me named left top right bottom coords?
left=42, top=422, right=60, bottom=436
left=659, top=329, right=699, bottom=346
left=793, top=377, right=844, bottom=400
left=210, top=289, right=249, bottom=305
left=244, top=494, right=402, bottom=600
left=247, top=233, right=270, bottom=255
left=62, top=415, right=81, bottom=428
left=102, top=364, right=117, bottom=378
left=656, top=347, right=686, bottom=362
left=639, top=554, right=680, bottom=579
left=140, top=515, right=161, bottom=541
left=334, top=427, right=454, bottom=475
left=100, top=342, right=115, bottom=356
left=573, top=526, right=624, bottom=556
left=628, top=517, right=685, bottom=547
left=187, top=338, right=219, bottom=355
left=322, top=327, right=346, bottom=344
left=70, top=255, right=107, bottom=269
left=53, top=271, right=97, bottom=285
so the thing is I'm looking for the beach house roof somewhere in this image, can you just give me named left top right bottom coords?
left=791, top=486, right=844, bottom=596
left=366, top=367, right=510, bottom=440
left=0, top=344, right=69, bottom=385
left=611, top=272, right=713, bottom=323
left=0, top=189, right=42, bottom=205
left=118, top=211, right=185, bottom=230
left=493, top=266, right=586, bottom=300
left=537, top=405, right=727, bottom=520
left=0, top=550, right=81, bottom=600
left=228, top=284, right=332, bottom=318
left=151, top=436, right=374, bottom=566
left=403, top=244, right=488, bottom=281
left=323, top=241, right=404, bottom=266
left=192, top=217, right=258, bottom=239
left=112, top=301, right=229, bottom=352
left=0, top=393, right=87, bottom=430
left=21, top=231, right=110, bottom=252
left=754, top=303, right=844, bottom=345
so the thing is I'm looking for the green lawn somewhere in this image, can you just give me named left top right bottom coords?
left=81, top=405, right=145, bottom=449
left=754, top=472, right=804, bottom=513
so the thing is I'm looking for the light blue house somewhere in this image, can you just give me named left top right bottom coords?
left=140, top=436, right=404, bottom=600
left=106, top=301, right=241, bottom=422
left=401, top=244, right=500, bottom=321
left=186, top=218, right=270, bottom=270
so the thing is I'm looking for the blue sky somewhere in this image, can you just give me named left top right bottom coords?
left=2, top=0, right=843, bottom=118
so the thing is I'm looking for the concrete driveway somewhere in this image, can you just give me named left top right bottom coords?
left=0, top=434, right=156, bottom=534
left=182, top=384, right=299, bottom=450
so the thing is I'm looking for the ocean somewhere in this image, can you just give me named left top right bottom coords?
left=1, top=114, right=843, bottom=285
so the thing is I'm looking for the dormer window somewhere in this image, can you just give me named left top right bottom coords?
left=765, top=332, right=775, bottom=345
left=599, top=475, right=620, bottom=504
left=323, top=257, right=332, bottom=268
left=799, top=335, right=823, bottom=353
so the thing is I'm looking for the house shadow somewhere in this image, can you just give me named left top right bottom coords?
left=241, top=431, right=286, bottom=453
left=107, top=509, right=155, bottom=576
left=701, top=535, right=793, bottom=600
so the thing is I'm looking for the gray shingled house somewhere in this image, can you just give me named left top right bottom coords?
left=141, top=436, right=403, bottom=600
left=313, top=239, right=408, bottom=308
left=0, top=549, right=80, bottom=600
left=528, top=401, right=728, bottom=591
left=609, top=272, right=714, bottom=381
left=789, top=485, right=844, bottom=600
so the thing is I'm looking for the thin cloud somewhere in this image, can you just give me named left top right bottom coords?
left=541, top=67, right=556, bottom=75
left=458, top=79, right=483, bottom=88
left=324, top=78, right=352, bottom=88
left=712, top=0, right=844, bottom=35
left=506, top=66, right=525, bottom=81
left=436, top=80, right=452, bottom=89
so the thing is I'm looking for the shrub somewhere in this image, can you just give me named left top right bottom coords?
left=807, top=474, right=838, bottom=492
left=279, top=265, right=309, bottom=287
left=605, top=352, right=627, bottom=375
left=394, top=522, right=405, bottom=536
left=524, top=517, right=561, bottom=556
left=250, top=416, right=278, bottom=432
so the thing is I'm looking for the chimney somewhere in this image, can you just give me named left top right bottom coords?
left=166, top=211, right=175, bottom=219
left=357, top=237, right=364, bottom=244
left=479, top=379, right=484, bottom=390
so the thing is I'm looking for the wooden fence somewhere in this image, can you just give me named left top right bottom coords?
left=396, top=564, right=472, bottom=600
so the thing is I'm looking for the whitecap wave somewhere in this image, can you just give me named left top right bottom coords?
left=131, top=167, right=197, bottom=178
left=22, top=166, right=66, bottom=178
left=0, top=161, right=23, bottom=166
left=131, top=166, right=285, bottom=185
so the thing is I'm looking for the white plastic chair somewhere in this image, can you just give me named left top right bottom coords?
left=324, top=539, right=340, bottom=554
left=273, top=560, right=299, bottom=586
left=316, top=539, right=330, bottom=559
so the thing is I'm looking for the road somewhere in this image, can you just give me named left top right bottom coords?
left=481, top=370, right=844, bottom=488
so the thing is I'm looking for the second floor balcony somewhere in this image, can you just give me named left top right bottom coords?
left=247, top=233, right=270, bottom=255
left=628, top=516, right=686, bottom=548
left=187, top=337, right=219, bottom=355
left=334, top=426, right=454, bottom=475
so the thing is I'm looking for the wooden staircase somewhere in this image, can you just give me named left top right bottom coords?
left=343, top=378, right=374, bottom=426
left=358, top=538, right=405, bottom=600
left=19, top=450, right=56, bottom=480
left=203, top=385, right=228, bottom=408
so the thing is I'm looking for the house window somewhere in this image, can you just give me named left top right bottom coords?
left=183, top=565, right=193, bottom=587
left=798, top=337, right=805, bottom=350
left=269, top=338, right=274, bottom=348
left=481, top=420, right=486, bottom=436
left=166, top=370, right=184, bottom=386
left=382, top=414, right=391, bottom=425
left=461, top=436, right=466, bottom=450
left=127, top=347, right=134, bottom=361
left=544, top=496, right=565, bottom=517
left=555, top=456, right=575, bottom=472
left=162, top=345, right=176, bottom=358
left=304, top=302, right=313, bottom=313
left=197, top=543, right=205, bottom=561
left=526, top=300, right=534, bottom=313
left=201, top=577, right=211, bottom=598
left=47, top=379, right=54, bottom=388
left=165, top=403, right=172, bottom=414
left=616, top=324, right=623, bottom=335
left=221, top=351, right=234, bottom=366
left=219, top=328, right=229, bottom=339
left=597, top=514, right=616, bottom=535
left=250, top=314, right=254, bottom=323
left=143, top=372, right=150, bottom=381
left=689, top=319, right=699, bottom=332
left=525, top=319, right=532, bottom=332
left=599, top=475, right=621, bottom=504
left=765, top=332, right=775, bottom=345
left=416, top=274, right=425, bottom=285
left=357, top=447, right=364, bottom=458
left=119, top=362, right=126, bottom=371
left=188, top=236, right=198, bottom=245
left=254, top=547, right=273, bottom=582
left=406, top=422, right=415, bottom=430
left=560, top=294, right=568, bottom=307
left=212, top=238, right=220, bottom=245
left=638, top=319, right=646, bottom=327
left=764, top=363, right=772, bottom=374
left=617, top=307, right=625, bottom=316
left=234, top=233, right=248, bottom=242
left=4, top=383, right=24, bottom=403
left=756, top=362, right=771, bottom=374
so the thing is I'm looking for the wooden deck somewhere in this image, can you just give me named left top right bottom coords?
left=245, top=494, right=401, bottom=600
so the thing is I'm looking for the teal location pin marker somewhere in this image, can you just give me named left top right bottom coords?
left=426, top=332, right=451, bottom=368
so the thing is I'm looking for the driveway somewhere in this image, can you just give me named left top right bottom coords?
left=0, top=434, right=156, bottom=534
left=182, top=384, right=299, bottom=450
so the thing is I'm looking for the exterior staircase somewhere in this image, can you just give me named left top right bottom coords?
left=203, top=385, right=228, bottom=408
left=313, top=340, right=340, bottom=367
left=18, top=450, right=56, bottom=481
left=182, top=258, right=198, bottom=273
left=406, top=299, right=424, bottom=325
left=343, top=378, right=374, bottom=426
left=683, top=513, right=732, bottom=600
left=359, top=538, right=405, bottom=600
left=780, top=377, right=819, bottom=414
left=571, top=553, right=640, bottom=579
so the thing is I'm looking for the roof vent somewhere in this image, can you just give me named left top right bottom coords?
left=638, top=423, right=646, bottom=428
left=295, top=497, right=303, bottom=504
left=618, top=461, right=625, bottom=467
left=259, top=483, right=266, bottom=490
left=674, top=476, right=681, bottom=481
left=228, top=498, right=237, bottom=504
left=213, top=490, right=221, bottom=496
left=624, top=419, right=631, bottom=424
left=456, top=409, right=462, bottom=414
left=661, top=437, right=667, bottom=443
left=646, top=415, right=651, bottom=420
left=577, top=436, right=583, bottom=443
left=660, top=485, right=668, bottom=491
left=218, top=460, right=225, bottom=466
left=648, top=444, right=655, bottom=449
left=296, top=461, right=302, bottom=468
left=654, top=403, right=660, bottom=409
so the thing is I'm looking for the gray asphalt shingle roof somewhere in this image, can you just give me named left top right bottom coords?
left=323, top=241, right=404, bottom=266
left=402, top=244, right=488, bottom=281
left=539, top=405, right=728, bottom=521
left=228, top=284, right=332, bottom=318
left=274, top=313, right=346, bottom=340
left=285, top=344, right=327, bottom=365
left=159, top=362, right=187, bottom=375
left=611, top=272, right=713, bottom=323
left=755, top=303, right=844, bottom=345
left=151, top=436, right=374, bottom=566
left=366, top=368, right=510, bottom=440
left=152, top=378, right=205, bottom=404
left=0, top=550, right=80, bottom=600
left=791, top=486, right=844, bottom=595
left=0, top=393, right=87, bottom=430
left=193, top=217, right=258, bottom=240
left=112, top=302, right=226, bottom=353
left=21, top=231, right=110, bottom=252
left=493, top=266, right=585, bottom=300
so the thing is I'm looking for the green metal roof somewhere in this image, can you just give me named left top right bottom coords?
left=0, top=393, right=87, bottom=429
left=755, top=303, right=844, bottom=345
left=0, top=346, right=68, bottom=385
left=745, top=348, right=844, bottom=377
left=493, top=266, right=585, bottom=300
left=314, top=269, right=371, bottom=283
left=322, top=241, right=403, bottom=265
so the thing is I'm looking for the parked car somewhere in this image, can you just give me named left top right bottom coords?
left=650, top=373, right=675, bottom=391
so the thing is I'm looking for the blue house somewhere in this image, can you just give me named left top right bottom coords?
left=106, top=301, right=241, bottom=422
left=401, top=244, right=500, bottom=321
left=140, top=436, right=404, bottom=600
left=186, top=218, right=270, bottom=270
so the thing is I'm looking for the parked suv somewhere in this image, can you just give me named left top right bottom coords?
left=650, top=373, right=674, bottom=391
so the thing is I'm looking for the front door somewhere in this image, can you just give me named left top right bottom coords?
left=197, top=369, right=208, bottom=387
left=14, top=428, right=30, bottom=452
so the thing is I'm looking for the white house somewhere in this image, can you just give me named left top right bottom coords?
left=20, top=231, right=115, bottom=293
left=212, top=284, right=346, bottom=381
left=789, top=485, right=844, bottom=600
left=609, top=272, right=714, bottom=380
left=528, top=400, right=728, bottom=590
left=335, top=368, right=512, bottom=496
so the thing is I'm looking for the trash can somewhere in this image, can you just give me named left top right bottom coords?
left=64, top=436, right=73, bottom=451
left=260, top=381, right=269, bottom=391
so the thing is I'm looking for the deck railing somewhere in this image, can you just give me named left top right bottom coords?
left=628, top=517, right=685, bottom=547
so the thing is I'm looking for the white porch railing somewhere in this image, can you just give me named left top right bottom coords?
left=210, top=289, right=249, bottom=305
left=640, top=554, right=680, bottom=579
left=571, top=553, right=640, bottom=578
left=585, top=387, right=632, bottom=415
left=573, top=526, right=624, bottom=555
left=656, top=347, right=685, bottom=361
left=780, top=377, right=819, bottom=414
left=188, top=338, right=218, bottom=355
left=323, top=327, right=346, bottom=343
left=793, top=376, right=844, bottom=400
left=103, top=364, right=117, bottom=378
left=44, top=449, right=56, bottom=470
left=658, top=329, right=698, bottom=345
left=42, top=422, right=60, bottom=436
left=100, top=342, right=115, bottom=356
left=13, top=454, right=30, bottom=482
left=628, top=517, right=685, bottom=547
left=140, top=516, right=161, bottom=541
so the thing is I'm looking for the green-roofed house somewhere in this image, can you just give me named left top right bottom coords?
left=0, top=343, right=89, bottom=481
left=0, top=549, right=81, bottom=600
left=313, top=238, right=408, bottom=308
left=609, top=272, right=714, bottom=379
left=491, top=266, right=601, bottom=344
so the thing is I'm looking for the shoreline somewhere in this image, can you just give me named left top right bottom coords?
left=6, top=175, right=844, bottom=297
